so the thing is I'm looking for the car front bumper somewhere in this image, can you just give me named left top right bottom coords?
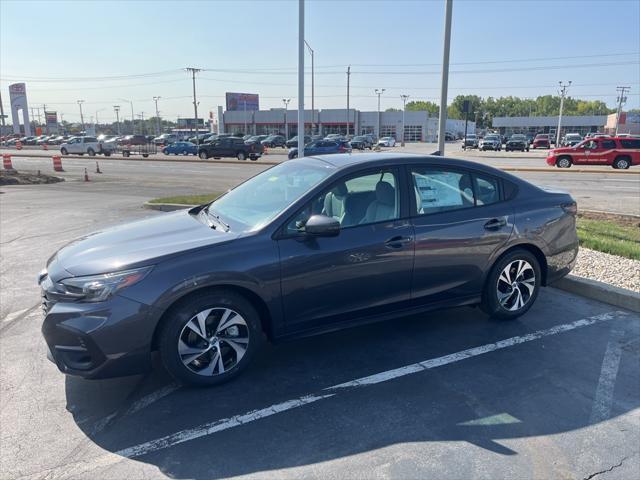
left=41, top=294, right=156, bottom=379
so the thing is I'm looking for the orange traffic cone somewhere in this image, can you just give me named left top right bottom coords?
left=84, top=168, right=90, bottom=182
left=96, top=162, right=102, bottom=173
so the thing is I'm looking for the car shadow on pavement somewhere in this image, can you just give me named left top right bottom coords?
left=63, top=289, right=640, bottom=479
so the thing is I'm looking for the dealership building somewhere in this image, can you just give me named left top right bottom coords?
left=491, top=115, right=608, bottom=137
left=219, top=108, right=474, bottom=142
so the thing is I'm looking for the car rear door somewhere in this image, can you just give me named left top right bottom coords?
left=407, top=164, right=514, bottom=303
left=277, top=166, right=414, bottom=332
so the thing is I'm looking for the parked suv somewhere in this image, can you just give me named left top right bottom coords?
left=286, top=135, right=311, bottom=148
left=198, top=136, right=263, bottom=161
left=261, top=135, right=286, bottom=148
left=532, top=134, right=551, bottom=149
left=479, top=134, right=502, bottom=151
left=547, top=136, right=640, bottom=169
left=505, top=134, right=529, bottom=152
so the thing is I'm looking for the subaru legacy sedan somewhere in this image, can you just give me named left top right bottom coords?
left=39, top=153, right=578, bottom=386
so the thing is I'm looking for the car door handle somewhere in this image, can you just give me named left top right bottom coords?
left=484, top=218, right=507, bottom=230
left=385, top=236, right=413, bottom=249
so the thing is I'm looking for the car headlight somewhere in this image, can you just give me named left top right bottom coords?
left=59, top=266, right=153, bottom=302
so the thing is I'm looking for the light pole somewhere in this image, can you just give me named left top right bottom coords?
left=243, top=99, right=247, bottom=134
left=297, top=0, right=305, bottom=156
left=186, top=67, right=202, bottom=144
left=304, top=40, right=315, bottom=135
left=614, top=86, right=630, bottom=135
left=113, top=105, right=121, bottom=135
left=346, top=65, right=351, bottom=136
left=375, top=88, right=385, bottom=138
left=283, top=98, right=290, bottom=139
left=138, top=112, right=145, bottom=134
left=118, top=98, right=134, bottom=134
left=556, top=81, right=571, bottom=146
left=77, top=100, right=85, bottom=133
left=153, top=96, right=161, bottom=136
left=437, top=0, right=453, bottom=154
left=400, top=94, right=409, bottom=146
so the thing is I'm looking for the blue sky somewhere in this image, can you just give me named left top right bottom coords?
left=1, top=0, right=639, bottom=123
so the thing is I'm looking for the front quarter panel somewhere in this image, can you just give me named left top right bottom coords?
left=120, top=233, right=283, bottom=338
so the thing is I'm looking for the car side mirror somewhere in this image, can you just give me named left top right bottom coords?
left=304, top=214, right=340, bottom=237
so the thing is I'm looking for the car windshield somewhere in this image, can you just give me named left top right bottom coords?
left=485, top=135, right=499, bottom=140
left=353, top=136, right=365, bottom=141
left=511, top=135, right=526, bottom=139
left=466, top=135, right=476, bottom=138
left=208, top=159, right=334, bottom=232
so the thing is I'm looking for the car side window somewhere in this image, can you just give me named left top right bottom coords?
left=285, top=169, right=400, bottom=234
left=411, top=168, right=475, bottom=215
left=601, top=139, right=616, bottom=149
left=474, top=173, right=500, bottom=206
left=620, top=139, right=640, bottom=148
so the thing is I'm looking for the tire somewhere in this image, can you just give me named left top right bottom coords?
left=237, top=152, right=246, bottom=161
left=525, top=148, right=529, bottom=152
left=158, top=289, right=265, bottom=386
left=199, top=151, right=208, bottom=160
left=556, top=156, right=572, bottom=168
left=249, top=155, right=257, bottom=161
left=613, top=157, right=631, bottom=170
left=87, top=148, right=95, bottom=156
left=123, top=151, right=130, bottom=157
left=104, top=151, right=111, bottom=157
left=60, top=148, right=68, bottom=155
left=142, top=154, right=149, bottom=158
left=163, top=150, right=169, bottom=155
left=480, top=249, right=541, bottom=320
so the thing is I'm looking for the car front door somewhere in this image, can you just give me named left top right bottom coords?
left=67, top=138, right=81, bottom=154
left=408, top=165, right=513, bottom=303
left=277, top=167, right=414, bottom=332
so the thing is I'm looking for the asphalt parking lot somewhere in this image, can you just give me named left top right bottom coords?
left=1, top=171, right=639, bottom=479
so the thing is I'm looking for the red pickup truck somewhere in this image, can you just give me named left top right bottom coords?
left=546, top=136, right=640, bottom=169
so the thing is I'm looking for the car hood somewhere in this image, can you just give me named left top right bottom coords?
left=550, top=146, right=577, bottom=154
left=49, top=209, right=237, bottom=278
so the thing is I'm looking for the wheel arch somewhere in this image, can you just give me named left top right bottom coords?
left=488, top=242, right=549, bottom=287
left=151, top=284, right=275, bottom=351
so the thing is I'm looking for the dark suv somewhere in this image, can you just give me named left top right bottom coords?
left=261, top=135, right=286, bottom=148
left=198, top=136, right=263, bottom=161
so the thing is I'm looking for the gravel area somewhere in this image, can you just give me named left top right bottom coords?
left=572, top=247, right=640, bottom=292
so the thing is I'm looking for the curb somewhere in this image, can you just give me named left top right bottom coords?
left=552, top=274, right=640, bottom=313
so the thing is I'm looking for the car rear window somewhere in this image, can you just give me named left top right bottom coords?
left=620, top=139, right=640, bottom=149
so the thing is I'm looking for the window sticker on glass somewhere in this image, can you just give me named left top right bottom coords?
left=415, top=172, right=468, bottom=208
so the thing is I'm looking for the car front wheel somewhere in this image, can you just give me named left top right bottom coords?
left=613, top=157, right=630, bottom=169
left=237, top=152, right=246, bottom=160
left=481, top=249, right=541, bottom=320
left=158, top=290, right=264, bottom=386
left=199, top=151, right=208, bottom=160
left=556, top=156, right=572, bottom=168
left=60, top=148, right=68, bottom=155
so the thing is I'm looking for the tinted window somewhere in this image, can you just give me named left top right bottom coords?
left=474, top=174, right=500, bottom=206
left=84, top=137, right=97, bottom=142
left=601, top=139, right=616, bottom=149
left=286, top=169, right=399, bottom=233
left=620, top=139, right=640, bottom=148
left=411, top=168, right=474, bottom=215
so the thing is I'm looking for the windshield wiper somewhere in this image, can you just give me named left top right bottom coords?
left=205, top=206, right=230, bottom=232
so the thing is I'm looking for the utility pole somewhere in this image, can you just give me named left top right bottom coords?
left=436, top=0, right=453, bottom=155
left=304, top=40, right=315, bottom=135
left=283, top=98, right=290, bottom=139
left=186, top=67, right=202, bottom=144
left=556, top=80, right=571, bottom=146
left=400, top=94, right=409, bottom=146
left=615, top=86, right=630, bottom=135
left=113, top=105, right=121, bottom=135
left=243, top=99, right=247, bottom=134
left=153, top=96, right=161, bottom=136
left=375, top=88, right=385, bottom=138
left=297, top=0, right=305, bottom=156
left=346, top=65, right=351, bottom=137
left=77, top=100, right=85, bottom=133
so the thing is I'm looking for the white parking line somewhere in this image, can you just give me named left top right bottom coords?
left=1, top=308, right=29, bottom=325
left=589, top=325, right=626, bottom=424
left=18, top=310, right=629, bottom=480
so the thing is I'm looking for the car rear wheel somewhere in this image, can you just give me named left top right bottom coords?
left=613, top=157, right=630, bottom=169
left=158, top=290, right=265, bottom=386
left=481, top=249, right=541, bottom=320
left=556, top=156, right=572, bottom=168
left=199, top=151, right=208, bottom=160
left=182, top=150, right=188, bottom=155
left=237, top=152, right=246, bottom=161
left=60, top=148, right=68, bottom=155
left=87, top=148, right=95, bottom=156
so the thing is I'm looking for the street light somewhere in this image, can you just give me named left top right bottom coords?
left=375, top=89, right=385, bottom=138
left=113, top=105, right=121, bottom=135
left=556, top=81, right=571, bottom=146
left=283, top=98, right=291, bottom=139
left=118, top=98, right=135, bottom=134
left=77, top=100, right=85, bottom=133
left=153, top=96, right=161, bottom=136
left=304, top=40, right=315, bottom=134
left=400, top=94, right=410, bottom=146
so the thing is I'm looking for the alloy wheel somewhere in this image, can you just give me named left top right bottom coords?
left=496, top=260, right=536, bottom=311
left=178, top=308, right=249, bottom=376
